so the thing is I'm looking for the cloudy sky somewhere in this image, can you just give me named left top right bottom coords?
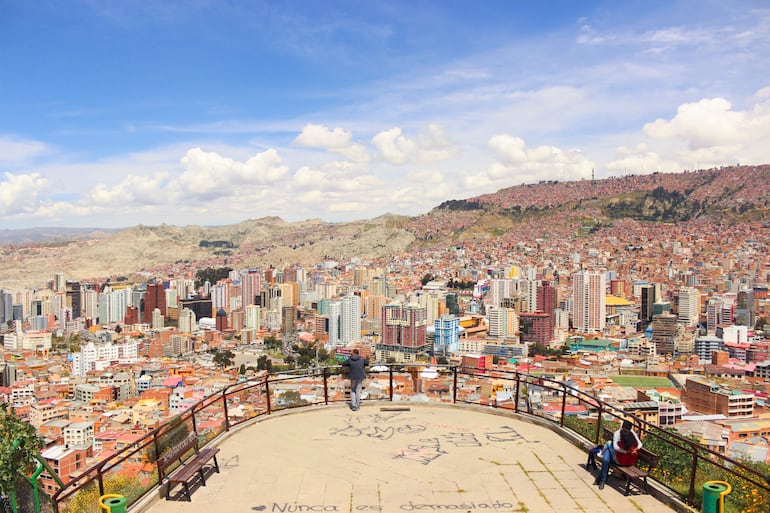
left=2, top=1, right=770, bottom=229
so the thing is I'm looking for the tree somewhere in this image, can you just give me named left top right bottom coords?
left=257, top=355, right=273, bottom=372
left=0, top=406, right=44, bottom=504
left=212, top=349, right=235, bottom=369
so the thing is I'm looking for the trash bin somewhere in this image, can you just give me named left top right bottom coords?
left=99, top=494, right=127, bottom=513
left=702, top=481, right=731, bottom=513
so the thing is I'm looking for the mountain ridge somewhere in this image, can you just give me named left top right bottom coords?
left=1, top=165, right=768, bottom=290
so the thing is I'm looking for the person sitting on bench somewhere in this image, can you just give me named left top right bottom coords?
left=588, top=420, right=642, bottom=490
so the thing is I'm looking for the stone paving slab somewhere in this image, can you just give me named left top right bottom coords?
left=138, top=403, right=678, bottom=513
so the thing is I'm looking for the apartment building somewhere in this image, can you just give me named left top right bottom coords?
left=685, top=377, right=754, bottom=418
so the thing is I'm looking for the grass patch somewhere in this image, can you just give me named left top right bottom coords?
left=610, top=375, right=674, bottom=388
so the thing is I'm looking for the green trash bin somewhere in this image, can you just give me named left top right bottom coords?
left=702, top=481, right=731, bottom=513
left=99, top=494, right=127, bottom=513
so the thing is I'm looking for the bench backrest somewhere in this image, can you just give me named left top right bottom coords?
left=637, top=448, right=659, bottom=470
left=157, top=432, right=200, bottom=475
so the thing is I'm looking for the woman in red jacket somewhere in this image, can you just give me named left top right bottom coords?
left=590, top=420, right=642, bottom=490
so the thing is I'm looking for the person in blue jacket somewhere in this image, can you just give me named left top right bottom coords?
left=341, top=348, right=369, bottom=411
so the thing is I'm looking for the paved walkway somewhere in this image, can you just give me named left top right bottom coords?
left=138, top=403, right=679, bottom=513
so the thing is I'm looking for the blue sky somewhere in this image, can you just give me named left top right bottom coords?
left=1, top=1, right=769, bottom=229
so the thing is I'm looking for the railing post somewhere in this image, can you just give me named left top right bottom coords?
left=153, top=429, right=162, bottom=484
left=452, top=367, right=458, bottom=403
left=265, top=377, right=272, bottom=414
left=222, top=387, right=231, bottom=432
left=389, top=366, right=394, bottom=402
left=514, top=372, right=520, bottom=413
left=594, top=404, right=603, bottom=445
left=560, top=382, right=567, bottom=427
left=688, top=442, right=699, bottom=505
left=323, top=367, right=329, bottom=405
left=190, top=403, right=198, bottom=435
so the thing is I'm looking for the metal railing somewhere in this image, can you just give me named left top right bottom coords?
left=35, top=365, right=770, bottom=513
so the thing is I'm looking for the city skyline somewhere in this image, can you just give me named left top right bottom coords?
left=2, top=1, right=770, bottom=230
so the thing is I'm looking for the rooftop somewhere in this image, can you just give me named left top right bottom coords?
left=138, top=403, right=677, bottom=513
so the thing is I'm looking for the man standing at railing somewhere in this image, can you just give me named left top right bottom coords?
left=342, top=348, right=369, bottom=411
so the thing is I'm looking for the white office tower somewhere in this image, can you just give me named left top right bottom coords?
left=179, top=308, right=196, bottom=334
left=53, top=273, right=66, bottom=292
left=71, top=342, right=97, bottom=377
left=488, top=279, right=517, bottom=309
left=487, top=307, right=518, bottom=339
left=706, top=298, right=723, bottom=334
left=97, top=288, right=131, bottom=324
left=572, top=271, right=606, bottom=333
left=152, top=308, right=164, bottom=329
left=212, top=283, right=230, bottom=310
left=340, top=294, right=362, bottom=345
left=327, top=301, right=342, bottom=348
left=678, top=287, right=700, bottom=327
left=245, top=305, right=261, bottom=330
left=83, top=289, right=98, bottom=320
left=174, top=278, right=195, bottom=302
left=165, top=287, right=178, bottom=309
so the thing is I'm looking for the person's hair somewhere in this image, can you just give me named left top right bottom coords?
left=619, top=421, right=638, bottom=450
left=352, top=348, right=360, bottom=355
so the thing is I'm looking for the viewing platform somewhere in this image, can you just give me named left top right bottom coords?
left=138, top=403, right=677, bottom=513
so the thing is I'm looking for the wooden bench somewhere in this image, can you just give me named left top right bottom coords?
left=601, top=427, right=659, bottom=495
left=157, top=432, right=220, bottom=501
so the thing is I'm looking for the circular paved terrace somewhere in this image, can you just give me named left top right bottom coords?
left=138, top=403, right=679, bottom=513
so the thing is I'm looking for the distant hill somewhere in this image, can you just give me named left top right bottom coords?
left=0, top=227, right=120, bottom=245
left=406, top=165, right=770, bottom=242
left=1, top=165, right=768, bottom=290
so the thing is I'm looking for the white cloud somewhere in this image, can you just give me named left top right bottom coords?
left=407, top=169, right=445, bottom=184
left=176, top=147, right=289, bottom=199
left=0, top=136, right=50, bottom=165
left=85, top=173, right=170, bottom=206
left=465, top=135, right=594, bottom=190
left=373, top=128, right=416, bottom=164
left=0, top=172, right=49, bottom=215
left=610, top=87, right=770, bottom=171
left=295, top=123, right=353, bottom=148
left=373, top=125, right=457, bottom=165
left=293, top=166, right=326, bottom=189
left=294, top=124, right=371, bottom=162
left=644, top=98, right=746, bottom=149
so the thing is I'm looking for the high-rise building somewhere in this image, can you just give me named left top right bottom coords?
left=340, top=294, right=361, bottom=346
left=639, top=284, right=656, bottom=324
left=735, top=288, right=755, bottom=327
left=152, top=308, right=164, bottom=330
left=179, top=308, right=195, bottom=333
left=487, top=307, right=518, bottom=340
left=677, top=287, right=700, bottom=327
left=282, top=306, right=296, bottom=335
left=706, top=297, right=723, bottom=334
left=519, top=312, right=553, bottom=344
left=143, top=282, right=166, bottom=323
left=572, top=271, right=606, bottom=333
left=434, top=314, right=460, bottom=355
left=651, top=313, right=679, bottom=354
left=241, top=269, right=261, bottom=307
left=379, top=301, right=428, bottom=360
left=245, top=305, right=260, bottom=330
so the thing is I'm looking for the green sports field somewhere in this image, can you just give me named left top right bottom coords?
left=609, top=375, right=674, bottom=388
